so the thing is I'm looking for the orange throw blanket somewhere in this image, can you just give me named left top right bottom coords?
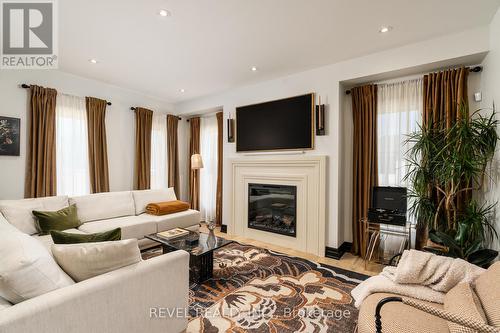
left=146, top=201, right=190, bottom=216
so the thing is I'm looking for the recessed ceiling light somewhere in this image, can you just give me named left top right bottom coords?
left=179, top=88, right=185, bottom=93
left=379, top=26, right=392, bottom=33
left=159, top=9, right=171, bottom=17
left=251, top=66, right=258, bottom=72
left=89, top=59, right=98, bottom=64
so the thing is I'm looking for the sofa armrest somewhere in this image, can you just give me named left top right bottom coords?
left=0, top=250, right=190, bottom=333
left=375, top=297, right=499, bottom=333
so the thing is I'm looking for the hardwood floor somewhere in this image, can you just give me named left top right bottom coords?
left=201, top=224, right=382, bottom=277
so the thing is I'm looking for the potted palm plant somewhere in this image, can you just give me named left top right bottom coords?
left=405, top=104, right=499, bottom=267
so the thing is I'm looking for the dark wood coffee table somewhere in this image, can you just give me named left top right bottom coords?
left=146, top=230, right=232, bottom=283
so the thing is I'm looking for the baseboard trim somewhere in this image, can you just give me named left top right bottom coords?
left=325, top=242, right=352, bottom=260
left=220, top=225, right=227, bottom=233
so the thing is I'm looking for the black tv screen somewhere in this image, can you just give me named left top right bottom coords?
left=236, top=93, right=314, bottom=152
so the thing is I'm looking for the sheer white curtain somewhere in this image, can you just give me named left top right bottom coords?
left=199, top=115, right=218, bottom=222
left=377, top=79, right=423, bottom=186
left=151, top=113, right=168, bottom=189
left=56, top=94, right=91, bottom=196
left=377, top=79, right=423, bottom=252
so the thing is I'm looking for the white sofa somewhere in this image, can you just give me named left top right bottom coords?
left=0, top=249, right=190, bottom=333
left=0, top=188, right=199, bottom=333
left=0, top=188, right=201, bottom=250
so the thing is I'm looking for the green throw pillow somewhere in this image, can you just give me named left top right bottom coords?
left=50, top=228, right=122, bottom=244
left=32, top=204, right=81, bottom=235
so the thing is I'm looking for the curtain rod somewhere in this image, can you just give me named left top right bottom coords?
left=344, top=65, right=483, bottom=95
left=20, top=84, right=112, bottom=105
left=130, top=107, right=181, bottom=120
left=186, top=110, right=221, bottom=122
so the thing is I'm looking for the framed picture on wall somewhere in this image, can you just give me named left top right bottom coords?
left=0, top=116, right=20, bottom=156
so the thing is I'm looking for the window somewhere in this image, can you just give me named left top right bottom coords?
left=56, top=94, right=91, bottom=196
left=199, top=115, right=218, bottom=222
left=377, top=79, right=423, bottom=186
left=377, top=79, right=422, bottom=252
left=150, top=113, right=168, bottom=189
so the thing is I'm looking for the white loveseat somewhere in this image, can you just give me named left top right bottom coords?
left=0, top=188, right=199, bottom=333
left=0, top=188, right=201, bottom=250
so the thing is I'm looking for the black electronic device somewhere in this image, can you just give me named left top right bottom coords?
left=236, top=93, right=314, bottom=152
left=367, top=186, right=407, bottom=226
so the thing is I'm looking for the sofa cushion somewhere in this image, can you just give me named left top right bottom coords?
left=132, top=188, right=177, bottom=215
left=34, top=229, right=87, bottom=252
left=0, top=196, right=69, bottom=235
left=140, top=209, right=200, bottom=232
left=0, top=202, right=43, bottom=235
left=51, top=239, right=142, bottom=282
left=138, top=237, right=158, bottom=250
left=69, top=191, right=135, bottom=223
left=78, top=216, right=156, bottom=240
left=0, top=228, right=74, bottom=304
left=0, top=213, right=22, bottom=233
left=358, top=293, right=449, bottom=333
left=474, top=262, right=500, bottom=327
left=0, top=196, right=69, bottom=211
left=444, top=282, right=487, bottom=332
left=0, top=297, right=12, bottom=311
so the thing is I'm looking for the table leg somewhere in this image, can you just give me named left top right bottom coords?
left=368, top=231, right=380, bottom=264
left=190, top=251, right=214, bottom=283
left=162, top=244, right=176, bottom=254
left=365, top=230, right=379, bottom=269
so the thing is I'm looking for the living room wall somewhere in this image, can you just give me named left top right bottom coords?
left=480, top=7, right=500, bottom=252
left=174, top=26, right=490, bottom=249
left=0, top=70, right=173, bottom=200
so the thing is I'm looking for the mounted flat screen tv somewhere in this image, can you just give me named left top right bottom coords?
left=236, top=93, right=314, bottom=152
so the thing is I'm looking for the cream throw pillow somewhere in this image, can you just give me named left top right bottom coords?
left=51, top=239, right=142, bottom=282
left=0, top=202, right=43, bottom=235
left=444, top=282, right=487, bottom=333
left=473, top=262, right=500, bottom=327
left=0, top=229, right=74, bottom=304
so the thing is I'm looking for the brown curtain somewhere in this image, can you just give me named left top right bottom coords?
left=418, top=67, right=469, bottom=248
left=85, top=97, right=110, bottom=193
left=134, top=107, right=153, bottom=190
left=188, top=117, right=201, bottom=210
left=215, top=112, right=224, bottom=226
left=25, top=85, right=57, bottom=198
left=423, top=67, right=469, bottom=130
left=167, top=115, right=180, bottom=196
left=351, top=84, right=378, bottom=257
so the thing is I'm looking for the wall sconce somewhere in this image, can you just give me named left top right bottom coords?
left=227, top=113, right=235, bottom=143
left=316, top=96, right=326, bottom=136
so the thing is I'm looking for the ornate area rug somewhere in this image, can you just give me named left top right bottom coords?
left=143, top=242, right=368, bottom=333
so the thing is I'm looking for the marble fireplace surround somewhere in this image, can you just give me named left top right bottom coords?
left=230, top=156, right=326, bottom=256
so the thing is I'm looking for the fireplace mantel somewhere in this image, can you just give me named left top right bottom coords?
left=230, top=156, right=326, bottom=256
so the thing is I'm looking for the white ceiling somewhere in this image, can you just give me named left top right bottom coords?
left=59, top=0, right=500, bottom=103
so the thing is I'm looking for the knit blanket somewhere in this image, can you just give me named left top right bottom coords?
left=351, top=249, right=485, bottom=308
left=145, top=200, right=190, bottom=216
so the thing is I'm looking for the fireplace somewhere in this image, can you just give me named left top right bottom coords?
left=248, top=183, right=297, bottom=237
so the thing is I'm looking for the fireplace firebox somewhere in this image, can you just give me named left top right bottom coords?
left=248, top=183, right=296, bottom=237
